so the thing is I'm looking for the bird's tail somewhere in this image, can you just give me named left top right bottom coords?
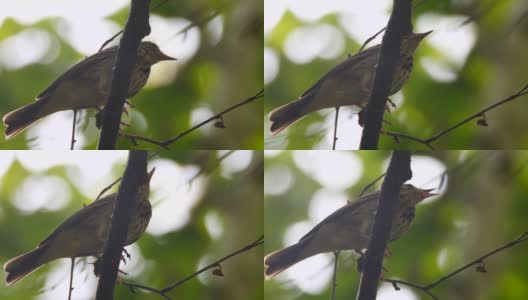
left=269, top=95, right=312, bottom=135
left=264, top=240, right=310, bottom=279
left=4, top=245, right=48, bottom=286
left=3, top=99, right=47, bottom=139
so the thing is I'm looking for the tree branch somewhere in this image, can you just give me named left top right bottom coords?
left=97, top=0, right=151, bottom=149
left=118, top=235, right=264, bottom=299
left=70, top=110, right=77, bottom=150
left=359, top=0, right=413, bottom=149
left=95, top=150, right=148, bottom=299
left=122, top=89, right=264, bottom=148
left=383, top=231, right=528, bottom=299
left=356, top=150, right=412, bottom=300
left=331, top=251, right=340, bottom=300
left=332, top=106, right=340, bottom=150
left=383, top=83, right=528, bottom=148
left=98, top=0, right=169, bottom=51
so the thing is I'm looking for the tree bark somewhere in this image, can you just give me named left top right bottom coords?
left=359, top=0, right=413, bottom=149
left=95, top=150, right=148, bottom=300
left=97, top=0, right=150, bottom=149
left=356, top=150, right=412, bottom=300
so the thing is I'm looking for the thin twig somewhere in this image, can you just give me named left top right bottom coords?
left=332, top=106, right=340, bottom=150
left=507, top=7, right=528, bottom=36
left=123, top=89, right=264, bottom=148
left=331, top=251, right=340, bottom=300
left=458, top=2, right=499, bottom=27
left=186, top=150, right=235, bottom=185
left=356, top=0, right=427, bottom=53
left=424, top=84, right=528, bottom=144
left=384, top=278, right=439, bottom=299
left=98, top=0, right=170, bottom=51
left=424, top=231, right=528, bottom=289
left=383, top=131, right=435, bottom=149
left=384, top=84, right=528, bottom=148
left=359, top=173, right=386, bottom=196
left=70, top=110, right=77, bottom=150
left=358, top=27, right=386, bottom=53
left=383, top=231, right=528, bottom=299
left=173, top=11, right=221, bottom=39
left=161, top=235, right=263, bottom=293
left=119, top=235, right=264, bottom=298
left=123, top=135, right=170, bottom=149
left=95, top=177, right=123, bottom=201
left=123, top=282, right=172, bottom=300
left=68, top=257, right=75, bottom=300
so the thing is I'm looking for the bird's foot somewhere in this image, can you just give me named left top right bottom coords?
left=356, top=251, right=390, bottom=278
left=386, top=97, right=397, bottom=111
left=125, top=100, right=136, bottom=109
left=358, top=108, right=366, bottom=127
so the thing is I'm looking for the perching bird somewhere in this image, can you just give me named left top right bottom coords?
left=3, top=168, right=155, bottom=285
left=3, top=42, right=176, bottom=139
left=264, top=184, right=435, bottom=278
left=268, top=31, right=431, bottom=135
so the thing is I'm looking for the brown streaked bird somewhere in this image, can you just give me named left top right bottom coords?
left=264, top=184, right=436, bottom=278
left=3, top=168, right=155, bottom=286
left=3, top=41, right=176, bottom=139
left=268, top=31, right=432, bottom=135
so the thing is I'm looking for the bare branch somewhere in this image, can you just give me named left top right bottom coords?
left=98, top=0, right=169, bottom=51
left=383, top=84, right=528, bottom=148
left=357, top=150, right=412, bottom=299
left=359, top=0, right=413, bottom=149
left=332, top=106, right=340, bottom=150
left=122, top=89, right=264, bottom=148
left=118, top=235, right=264, bottom=299
left=68, top=257, right=75, bottom=300
left=357, top=0, right=426, bottom=53
left=70, top=110, right=77, bottom=150
left=95, top=150, right=148, bottom=299
left=359, top=173, right=387, bottom=196
left=331, top=251, right=340, bottom=300
left=383, top=231, right=528, bottom=299
left=97, top=0, right=151, bottom=149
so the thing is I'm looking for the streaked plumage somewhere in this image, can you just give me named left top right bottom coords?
left=3, top=42, right=176, bottom=139
left=3, top=168, right=155, bottom=285
left=269, top=31, right=431, bottom=135
left=264, top=184, right=435, bottom=278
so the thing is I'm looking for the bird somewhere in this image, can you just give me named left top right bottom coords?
left=264, top=184, right=436, bottom=278
left=3, top=168, right=155, bottom=286
left=3, top=41, right=176, bottom=139
left=268, top=31, right=432, bottom=135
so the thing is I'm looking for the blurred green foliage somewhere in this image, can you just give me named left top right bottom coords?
left=265, top=150, right=528, bottom=299
left=264, top=0, right=528, bottom=149
left=0, top=150, right=263, bottom=299
left=0, top=0, right=263, bottom=149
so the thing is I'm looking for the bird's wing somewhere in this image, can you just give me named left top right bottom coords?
left=37, top=46, right=118, bottom=99
left=298, top=191, right=379, bottom=242
left=37, top=194, right=116, bottom=247
left=300, top=45, right=380, bottom=98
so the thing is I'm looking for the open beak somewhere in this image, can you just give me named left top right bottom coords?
left=418, top=188, right=437, bottom=201
left=147, top=168, right=156, bottom=182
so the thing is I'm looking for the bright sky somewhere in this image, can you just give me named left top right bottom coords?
left=264, top=151, right=447, bottom=298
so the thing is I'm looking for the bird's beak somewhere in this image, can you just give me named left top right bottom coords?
left=147, top=168, right=156, bottom=182
left=159, top=52, right=177, bottom=62
left=418, top=30, right=433, bottom=40
left=418, top=188, right=437, bottom=201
